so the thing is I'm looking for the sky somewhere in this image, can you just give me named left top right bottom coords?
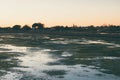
left=0, top=0, right=120, bottom=27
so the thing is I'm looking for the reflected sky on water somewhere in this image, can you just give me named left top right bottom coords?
left=0, top=33, right=120, bottom=80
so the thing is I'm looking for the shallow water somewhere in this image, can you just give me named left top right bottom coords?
left=0, top=33, right=120, bottom=80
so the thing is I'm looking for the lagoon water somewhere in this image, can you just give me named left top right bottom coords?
left=0, top=33, right=120, bottom=80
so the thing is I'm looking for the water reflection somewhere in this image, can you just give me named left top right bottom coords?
left=0, top=34, right=120, bottom=80
left=75, top=57, right=120, bottom=60
left=46, top=38, right=120, bottom=48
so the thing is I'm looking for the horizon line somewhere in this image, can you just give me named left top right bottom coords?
left=0, top=23, right=120, bottom=28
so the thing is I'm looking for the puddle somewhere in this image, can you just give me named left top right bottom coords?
left=0, top=34, right=120, bottom=80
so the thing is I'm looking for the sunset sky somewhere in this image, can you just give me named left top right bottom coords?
left=0, top=0, right=120, bottom=27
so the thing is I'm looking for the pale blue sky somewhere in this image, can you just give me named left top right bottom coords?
left=0, top=0, right=120, bottom=27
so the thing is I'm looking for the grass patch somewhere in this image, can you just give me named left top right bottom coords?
left=43, top=70, right=67, bottom=76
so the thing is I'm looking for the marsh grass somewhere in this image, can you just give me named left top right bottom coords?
left=43, top=70, right=67, bottom=76
left=0, top=33, right=120, bottom=79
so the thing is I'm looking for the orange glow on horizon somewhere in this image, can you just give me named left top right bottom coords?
left=0, top=0, right=120, bottom=27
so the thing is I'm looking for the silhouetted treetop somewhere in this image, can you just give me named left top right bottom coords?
left=22, top=25, right=31, bottom=31
left=12, top=25, right=21, bottom=30
left=0, top=23, right=120, bottom=33
left=32, top=22, right=44, bottom=30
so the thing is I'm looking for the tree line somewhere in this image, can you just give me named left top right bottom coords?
left=0, top=22, right=120, bottom=33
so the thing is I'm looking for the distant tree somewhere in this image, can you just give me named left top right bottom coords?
left=32, top=22, right=44, bottom=30
left=12, top=25, right=21, bottom=30
left=87, top=25, right=97, bottom=32
left=52, top=26, right=64, bottom=30
left=22, top=25, right=31, bottom=31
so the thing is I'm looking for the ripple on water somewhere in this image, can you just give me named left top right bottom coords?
left=0, top=72, right=22, bottom=80
left=61, top=51, right=72, bottom=57
left=45, top=38, right=120, bottom=48
left=0, top=44, right=120, bottom=80
left=75, top=57, right=120, bottom=60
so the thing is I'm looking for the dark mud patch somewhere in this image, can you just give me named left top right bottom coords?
left=43, top=70, right=67, bottom=76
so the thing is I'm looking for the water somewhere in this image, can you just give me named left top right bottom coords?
left=0, top=33, right=120, bottom=80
